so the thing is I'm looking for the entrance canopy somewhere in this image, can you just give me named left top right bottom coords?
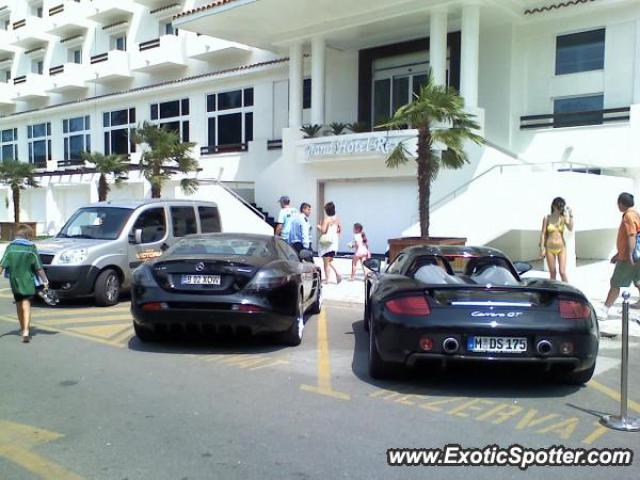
left=174, top=0, right=519, bottom=51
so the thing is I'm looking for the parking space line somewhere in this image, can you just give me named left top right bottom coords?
left=0, top=420, right=84, bottom=480
left=40, top=314, right=132, bottom=326
left=32, top=306, right=130, bottom=318
left=300, top=310, right=350, bottom=401
left=588, top=379, right=640, bottom=413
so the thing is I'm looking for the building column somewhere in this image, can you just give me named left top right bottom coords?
left=634, top=18, right=640, bottom=104
left=429, top=8, right=448, bottom=86
left=311, top=36, right=326, bottom=126
left=288, top=42, right=304, bottom=129
left=460, top=2, right=480, bottom=107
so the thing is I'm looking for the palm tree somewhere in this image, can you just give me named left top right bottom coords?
left=0, top=160, right=39, bottom=224
left=82, top=151, right=129, bottom=202
left=135, top=122, right=199, bottom=198
left=382, top=74, right=484, bottom=238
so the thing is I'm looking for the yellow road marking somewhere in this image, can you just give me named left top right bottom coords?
left=32, top=306, right=130, bottom=318
left=0, top=420, right=84, bottom=480
left=0, top=315, right=126, bottom=349
left=67, top=323, right=132, bottom=340
left=300, top=310, right=350, bottom=400
left=41, top=314, right=132, bottom=326
left=588, top=379, right=640, bottom=413
left=110, top=326, right=134, bottom=345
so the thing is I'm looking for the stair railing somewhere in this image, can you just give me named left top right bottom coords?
left=430, top=160, right=602, bottom=210
left=198, top=177, right=266, bottom=221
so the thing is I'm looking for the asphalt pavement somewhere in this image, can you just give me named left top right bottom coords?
left=0, top=281, right=639, bottom=479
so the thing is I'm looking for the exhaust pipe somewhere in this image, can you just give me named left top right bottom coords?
left=442, top=337, right=459, bottom=354
left=536, top=340, right=552, bottom=356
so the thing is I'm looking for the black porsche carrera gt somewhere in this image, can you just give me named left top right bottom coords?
left=131, top=233, right=321, bottom=345
left=364, top=245, right=599, bottom=384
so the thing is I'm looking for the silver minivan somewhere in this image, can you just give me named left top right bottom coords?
left=36, top=199, right=226, bottom=306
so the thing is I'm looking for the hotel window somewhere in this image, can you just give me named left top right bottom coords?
left=69, top=48, right=82, bottom=64
left=555, top=29, right=605, bottom=75
left=150, top=98, right=189, bottom=142
left=31, top=59, right=43, bottom=74
left=0, top=128, right=18, bottom=162
left=303, top=78, right=311, bottom=109
left=111, top=35, right=127, bottom=52
left=103, top=108, right=136, bottom=156
left=1, top=69, right=10, bottom=83
left=161, top=21, right=176, bottom=36
left=1, top=19, right=10, bottom=30
left=27, top=122, right=51, bottom=166
left=63, top=116, right=91, bottom=161
left=32, top=3, right=43, bottom=18
left=205, top=88, right=254, bottom=151
left=553, top=94, right=604, bottom=128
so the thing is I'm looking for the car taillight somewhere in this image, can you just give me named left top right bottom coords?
left=559, top=300, right=590, bottom=319
left=385, top=296, right=431, bottom=316
left=141, top=302, right=167, bottom=311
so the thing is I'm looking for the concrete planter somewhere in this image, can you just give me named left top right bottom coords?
left=0, top=222, right=38, bottom=241
left=387, top=236, right=467, bottom=263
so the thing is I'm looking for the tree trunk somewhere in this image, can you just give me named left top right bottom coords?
left=416, top=126, right=432, bottom=238
left=151, top=165, right=161, bottom=198
left=98, top=174, right=108, bottom=202
left=12, top=186, right=20, bottom=224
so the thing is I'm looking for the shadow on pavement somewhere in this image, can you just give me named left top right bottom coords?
left=350, top=320, right=583, bottom=399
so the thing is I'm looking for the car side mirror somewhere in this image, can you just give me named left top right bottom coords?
left=298, top=249, right=314, bottom=262
left=129, top=228, right=143, bottom=244
left=513, top=261, right=532, bottom=275
left=363, top=258, right=380, bottom=273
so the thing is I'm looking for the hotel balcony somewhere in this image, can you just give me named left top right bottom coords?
left=134, top=0, right=178, bottom=7
left=0, top=82, right=15, bottom=106
left=11, top=73, right=52, bottom=101
left=0, top=28, right=15, bottom=53
left=10, top=17, right=50, bottom=49
left=186, top=35, right=250, bottom=62
left=88, top=49, right=132, bottom=83
left=86, top=0, right=135, bottom=24
left=46, top=1, right=89, bottom=37
left=47, top=63, right=93, bottom=93
left=131, top=35, right=186, bottom=73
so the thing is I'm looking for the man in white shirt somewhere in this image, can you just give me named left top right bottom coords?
left=275, top=196, right=297, bottom=243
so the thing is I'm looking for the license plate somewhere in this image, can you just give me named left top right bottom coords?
left=181, top=274, right=221, bottom=286
left=467, top=336, right=527, bottom=353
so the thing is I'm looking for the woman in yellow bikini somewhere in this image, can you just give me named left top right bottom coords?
left=540, top=197, right=574, bottom=282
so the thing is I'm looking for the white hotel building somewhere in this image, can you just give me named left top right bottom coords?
left=0, top=0, right=639, bottom=258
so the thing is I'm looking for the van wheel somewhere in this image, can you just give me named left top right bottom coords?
left=94, top=269, right=120, bottom=307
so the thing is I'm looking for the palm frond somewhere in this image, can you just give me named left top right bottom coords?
left=385, top=142, right=412, bottom=168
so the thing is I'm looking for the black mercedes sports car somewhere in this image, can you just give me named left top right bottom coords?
left=364, top=246, right=598, bottom=384
left=131, top=233, right=321, bottom=345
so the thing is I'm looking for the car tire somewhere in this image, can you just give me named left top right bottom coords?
left=134, top=322, right=157, bottom=342
left=368, top=323, right=393, bottom=379
left=94, top=269, right=120, bottom=307
left=309, top=283, right=322, bottom=315
left=558, top=363, right=596, bottom=385
left=279, top=293, right=304, bottom=346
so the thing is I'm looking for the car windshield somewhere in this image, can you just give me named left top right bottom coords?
left=57, top=207, right=133, bottom=240
left=168, top=237, right=275, bottom=257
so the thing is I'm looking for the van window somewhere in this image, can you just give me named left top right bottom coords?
left=199, top=206, right=221, bottom=233
left=133, top=207, right=166, bottom=243
left=171, top=206, right=197, bottom=237
left=58, top=207, right=132, bottom=240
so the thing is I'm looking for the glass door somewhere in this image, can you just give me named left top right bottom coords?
left=372, top=64, right=429, bottom=128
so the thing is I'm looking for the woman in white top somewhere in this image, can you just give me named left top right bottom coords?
left=317, top=201, right=342, bottom=284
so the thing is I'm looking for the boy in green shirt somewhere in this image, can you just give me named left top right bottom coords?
left=0, top=224, right=48, bottom=342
